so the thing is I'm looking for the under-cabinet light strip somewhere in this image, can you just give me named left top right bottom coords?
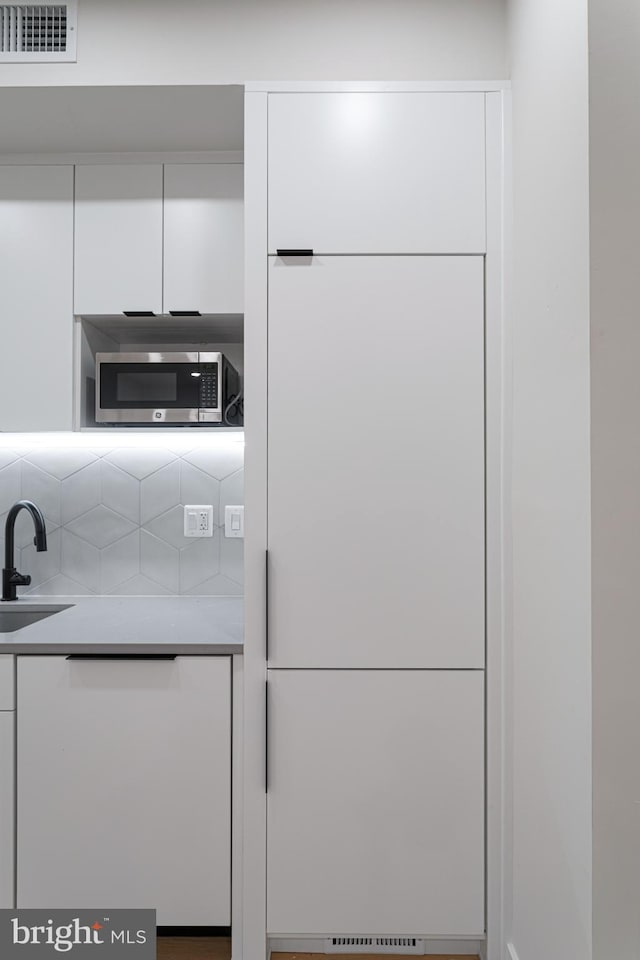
left=0, top=431, right=244, bottom=451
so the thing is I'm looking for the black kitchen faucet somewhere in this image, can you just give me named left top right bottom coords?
left=2, top=500, right=47, bottom=601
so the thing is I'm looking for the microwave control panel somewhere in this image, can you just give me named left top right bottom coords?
left=199, top=365, right=219, bottom=409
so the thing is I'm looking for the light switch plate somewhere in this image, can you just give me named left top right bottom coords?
left=184, top=505, right=214, bottom=538
left=224, top=505, right=244, bottom=539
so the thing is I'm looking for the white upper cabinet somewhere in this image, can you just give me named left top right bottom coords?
left=164, top=164, right=244, bottom=314
left=268, top=92, right=486, bottom=254
left=74, top=164, right=163, bottom=315
left=0, top=166, right=74, bottom=431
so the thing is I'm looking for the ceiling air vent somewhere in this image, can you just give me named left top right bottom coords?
left=0, top=2, right=76, bottom=61
left=326, top=937, right=424, bottom=954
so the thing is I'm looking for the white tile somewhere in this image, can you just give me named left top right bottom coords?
left=182, top=445, right=244, bottom=480
left=180, top=461, right=220, bottom=525
left=220, top=534, right=244, bottom=586
left=140, top=461, right=181, bottom=524
left=20, top=528, right=62, bottom=590
left=24, top=448, right=98, bottom=480
left=0, top=462, right=21, bottom=514
left=106, top=448, right=177, bottom=481
left=100, top=460, right=140, bottom=524
left=66, top=505, right=137, bottom=549
left=24, top=574, right=94, bottom=597
left=140, top=530, right=179, bottom=592
left=20, top=461, right=61, bottom=526
left=0, top=449, right=18, bottom=470
left=144, top=505, right=185, bottom=549
left=179, top=533, right=220, bottom=592
left=109, top=574, right=172, bottom=596
left=185, top=574, right=243, bottom=597
left=220, top=467, right=244, bottom=514
left=61, top=530, right=100, bottom=593
left=100, top=531, right=140, bottom=594
left=61, top=461, right=101, bottom=524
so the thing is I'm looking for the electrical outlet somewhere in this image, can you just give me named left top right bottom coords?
left=183, top=505, right=214, bottom=538
left=224, top=505, right=244, bottom=539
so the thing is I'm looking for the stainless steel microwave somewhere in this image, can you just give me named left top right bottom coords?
left=95, top=352, right=242, bottom=425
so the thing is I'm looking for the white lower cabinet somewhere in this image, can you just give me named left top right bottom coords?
left=267, top=669, right=485, bottom=938
left=0, top=712, right=14, bottom=909
left=16, top=656, right=231, bottom=925
left=0, top=656, right=14, bottom=709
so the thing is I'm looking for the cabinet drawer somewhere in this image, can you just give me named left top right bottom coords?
left=17, top=656, right=231, bottom=925
left=0, top=656, right=14, bottom=710
left=268, top=92, right=486, bottom=254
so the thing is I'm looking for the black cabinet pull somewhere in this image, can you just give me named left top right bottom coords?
left=276, top=249, right=313, bottom=257
left=123, top=311, right=156, bottom=317
left=66, top=654, right=177, bottom=661
left=168, top=311, right=202, bottom=317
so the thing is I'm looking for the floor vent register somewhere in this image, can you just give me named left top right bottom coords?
left=326, top=937, right=425, bottom=954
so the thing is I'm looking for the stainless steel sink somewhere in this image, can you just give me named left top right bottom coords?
left=0, top=603, right=73, bottom=634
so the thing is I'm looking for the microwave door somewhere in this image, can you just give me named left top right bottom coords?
left=97, top=356, right=202, bottom=423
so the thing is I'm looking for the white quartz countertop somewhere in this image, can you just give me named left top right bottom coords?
left=0, top=596, right=243, bottom=655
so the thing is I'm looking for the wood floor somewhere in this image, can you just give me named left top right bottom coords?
left=157, top=937, right=231, bottom=959
left=156, top=940, right=478, bottom=960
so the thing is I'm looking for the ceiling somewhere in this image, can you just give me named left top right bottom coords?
left=0, top=84, right=244, bottom=155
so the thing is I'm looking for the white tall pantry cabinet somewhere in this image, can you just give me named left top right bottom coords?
left=244, top=87, right=505, bottom=954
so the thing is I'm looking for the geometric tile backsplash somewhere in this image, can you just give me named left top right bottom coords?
left=0, top=441, right=243, bottom=596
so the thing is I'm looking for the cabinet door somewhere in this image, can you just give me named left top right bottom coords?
left=0, top=713, right=14, bottom=909
left=164, top=164, right=243, bottom=314
left=267, top=669, right=485, bottom=936
left=0, top=656, right=13, bottom=709
left=74, top=164, right=163, bottom=315
left=268, top=92, right=486, bottom=254
left=0, top=166, right=73, bottom=431
left=268, top=256, right=484, bottom=669
left=17, top=656, right=231, bottom=925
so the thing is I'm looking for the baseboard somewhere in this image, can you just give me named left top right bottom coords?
left=507, top=944, right=520, bottom=960
left=269, top=939, right=326, bottom=953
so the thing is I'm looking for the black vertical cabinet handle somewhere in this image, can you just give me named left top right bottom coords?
left=276, top=248, right=314, bottom=257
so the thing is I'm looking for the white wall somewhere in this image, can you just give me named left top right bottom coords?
left=507, top=1, right=592, bottom=958
left=0, top=0, right=507, bottom=86
left=590, top=3, right=640, bottom=958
